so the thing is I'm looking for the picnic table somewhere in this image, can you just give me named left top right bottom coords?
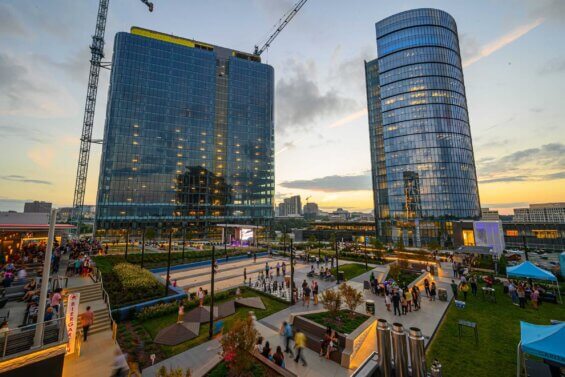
left=481, top=287, right=496, bottom=303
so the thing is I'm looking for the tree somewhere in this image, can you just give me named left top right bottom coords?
left=389, top=263, right=401, bottom=281
left=498, top=254, right=508, bottom=275
left=307, top=234, right=317, bottom=248
left=339, top=283, right=364, bottom=313
left=321, top=289, right=342, bottom=317
left=220, top=317, right=258, bottom=376
left=371, top=237, right=384, bottom=250
left=146, top=227, right=156, bottom=241
left=157, top=366, right=191, bottom=377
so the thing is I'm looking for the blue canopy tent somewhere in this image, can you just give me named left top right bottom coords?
left=517, top=321, right=565, bottom=376
left=507, top=261, right=561, bottom=303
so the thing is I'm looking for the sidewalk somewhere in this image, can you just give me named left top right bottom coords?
left=62, top=330, right=123, bottom=377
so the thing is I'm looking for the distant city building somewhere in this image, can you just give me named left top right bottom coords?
left=481, top=208, right=500, bottom=221
left=58, top=206, right=96, bottom=223
left=277, top=195, right=302, bottom=217
left=513, top=203, right=565, bottom=223
left=23, top=201, right=52, bottom=213
left=502, top=222, right=564, bottom=252
left=365, top=9, right=481, bottom=247
left=331, top=208, right=350, bottom=220
left=303, top=202, right=319, bottom=216
left=95, top=27, right=274, bottom=236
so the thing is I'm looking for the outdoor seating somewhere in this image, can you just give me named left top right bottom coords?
left=252, top=350, right=298, bottom=377
left=3, top=285, right=25, bottom=301
left=292, top=316, right=345, bottom=364
left=2, top=323, right=60, bottom=357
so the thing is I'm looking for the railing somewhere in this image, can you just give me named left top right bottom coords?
left=91, top=266, right=117, bottom=339
left=0, top=304, right=67, bottom=360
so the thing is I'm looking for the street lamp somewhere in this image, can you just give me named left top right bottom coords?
left=164, top=227, right=173, bottom=296
left=208, top=245, right=216, bottom=339
left=364, top=229, right=368, bottom=270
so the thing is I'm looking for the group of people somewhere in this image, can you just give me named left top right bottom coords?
left=451, top=275, right=478, bottom=301
left=300, top=279, right=319, bottom=307
left=384, top=284, right=423, bottom=315
left=507, top=279, right=545, bottom=309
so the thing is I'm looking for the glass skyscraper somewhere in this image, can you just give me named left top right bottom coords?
left=96, top=27, right=274, bottom=236
left=365, top=9, right=481, bottom=247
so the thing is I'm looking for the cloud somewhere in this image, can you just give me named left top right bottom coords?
left=529, top=107, right=544, bottom=113
left=482, top=202, right=529, bottom=209
left=0, top=3, right=28, bottom=37
left=328, top=45, right=375, bottom=98
left=27, top=147, right=55, bottom=168
left=539, top=57, right=565, bottom=75
left=275, top=59, right=357, bottom=134
left=477, top=143, right=565, bottom=184
left=463, top=18, right=544, bottom=68
left=1, top=175, right=52, bottom=185
left=459, top=33, right=481, bottom=61
left=529, top=0, right=565, bottom=24
left=0, top=124, right=48, bottom=143
left=280, top=171, right=372, bottom=192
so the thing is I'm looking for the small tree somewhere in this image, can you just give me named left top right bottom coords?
left=220, top=317, right=258, bottom=376
left=339, top=283, right=364, bottom=313
left=321, top=289, right=342, bottom=317
left=389, top=262, right=401, bottom=281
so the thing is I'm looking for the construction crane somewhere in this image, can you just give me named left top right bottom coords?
left=253, top=0, right=308, bottom=56
left=72, top=0, right=153, bottom=234
left=305, top=195, right=312, bottom=204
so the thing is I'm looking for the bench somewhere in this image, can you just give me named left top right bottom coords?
left=2, top=324, right=61, bottom=356
left=292, top=315, right=345, bottom=364
left=252, top=350, right=297, bottom=377
left=2, top=285, right=25, bottom=301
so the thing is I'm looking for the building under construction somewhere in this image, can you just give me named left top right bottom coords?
left=95, top=27, right=275, bottom=237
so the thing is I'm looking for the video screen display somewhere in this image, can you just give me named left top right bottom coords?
left=239, top=228, right=254, bottom=241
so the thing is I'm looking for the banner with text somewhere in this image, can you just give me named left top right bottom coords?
left=66, top=292, right=80, bottom=354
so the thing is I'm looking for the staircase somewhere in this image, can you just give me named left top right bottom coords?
left=65, top=282, right=112, bottom=336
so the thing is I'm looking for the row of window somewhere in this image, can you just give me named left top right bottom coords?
left=382, top=103, right=469, bottom=125
left=381, top=76, right=465, bottom=99
left=379, top=46, right=462, bottom=74
left=382, top=118, right=471, bottom=139
left=376, top=9, right=457, bottom=38
left=378, top=25, right=459, bottom=56
left=379, top=62, right=463, bottom=87
left=382, top=89, right=467, bottom=112
left=383, top=132, right=472, bottom=152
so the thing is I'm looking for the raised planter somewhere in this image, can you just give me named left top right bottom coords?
left=112, top=285, right=186, bottom=322
left=290, top=310, right=376, bottom=369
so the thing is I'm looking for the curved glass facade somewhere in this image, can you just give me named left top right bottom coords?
left=366, top=9, right=480, bottom=246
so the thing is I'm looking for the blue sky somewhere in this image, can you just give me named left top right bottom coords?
left=0, top=0, right=564, bottom=214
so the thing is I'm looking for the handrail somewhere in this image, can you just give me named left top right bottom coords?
left=91, top=266, right=116, bottom=333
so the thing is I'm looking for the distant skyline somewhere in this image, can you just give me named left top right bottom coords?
left=0, top=0, right=564, bottom=216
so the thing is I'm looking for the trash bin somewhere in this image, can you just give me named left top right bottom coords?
left=438, top=288, right=448, bottom=301
left=338, top=271, right=345, bottom=282
left=366, top=299, right=375, bottom=315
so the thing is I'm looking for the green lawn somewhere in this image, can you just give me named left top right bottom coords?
left=426, top=283, right=565, bottom=377
left=330, top=263, right=369, bottom=280
left=140, top=288, right=288, bottom=358
left=303, top=310, right=369, bottom=334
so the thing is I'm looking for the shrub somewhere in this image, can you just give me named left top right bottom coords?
left=220, top=317, right=258, bottom=376
left=339, top=283, right=364, bottom=313
left=321, top=289, right=341, bottom=317
left=156, top=366, right=191, bottom=377
left=113, top=263, right=162, bottom=290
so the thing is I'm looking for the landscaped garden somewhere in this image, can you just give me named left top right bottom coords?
left=117, top=287, right=288, bottom=369
left=426, top=282, right=565, bottom=377
left=303, top=309, right=369, bottom=334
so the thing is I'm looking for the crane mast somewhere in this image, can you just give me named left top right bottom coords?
left=72, top=0, right=153, bottom=234
left=254, top=0, right=308, bottom=56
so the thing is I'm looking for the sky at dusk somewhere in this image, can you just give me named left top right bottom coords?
left=0, top=0, right=564, bottom=215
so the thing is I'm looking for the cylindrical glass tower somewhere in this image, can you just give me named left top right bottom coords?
left=366, top=9, right=481, bottom=246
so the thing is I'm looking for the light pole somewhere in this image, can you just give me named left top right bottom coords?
left=164, top=227, right=172, bottom=296
left=290, top=239, right=295, bottom=305
left=208, top=245, right=216, bottom=339
left=124, top=226, right=129, bottom=261
left=141, top=227, right=145, bottom=269
left=364, top=230, right=368, bottom=270
left=181, top=224, right=186, bottom=262
left=335, top=232, right=340, bottom=284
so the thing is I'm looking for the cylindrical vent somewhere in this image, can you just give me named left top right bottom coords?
left=430, top=359, right=443, bottom=377
left=376, top=319, right=392, bottom=377
left=408, top=327, right=426, bottom=377
left=391, top=323, right=409, bottom=377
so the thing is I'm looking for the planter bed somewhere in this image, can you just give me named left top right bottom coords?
left=302, top=309, right=369, bottom=334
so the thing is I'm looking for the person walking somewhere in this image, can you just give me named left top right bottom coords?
left=276, top=262, right=280, bottom=277
left=412, top=286, right=420, bottom=310
left=385, top=292, right=392, bottom=311
left=283, top=321, right=294, bottom=356
left=243, top=268, right=247, bottom=283
left=450, top=280, right=458, bottom=300
left=294, top=329, right=308, bottom=366
left=282, top=262, right=286, bottom=277
left=424, top=278, right=430, bottom=297
left=460, top=282, right=470, bottom=301
left=430, top=282, right=437, bottom=301
left=405, top=288, right=413, bottom=312
left=531, top=288, right=539, bottom=310
left=303, top=284, right=311, bottom=308
left=80, top=306, right=94, bottom=342
left=401, top=293, right=408, bottom=315
left=392, top=292, right=401, bottom=316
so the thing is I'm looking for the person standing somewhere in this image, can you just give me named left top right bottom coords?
left=470, top=275, right=478, bottom=296
left=509, top=281, right=518, bottom=305
left=273, top=346, right=285, bottom=367
left=392, top=292, right=401, bottom=316
left=177, top=304, right=184, bottom=323
left=283, top=321, right=294, bottom=356
left=51, top=288, right=62, bottom=314
left=303, top=284, right=311, bottom=308
left=282, top=262, right=286, bottom=277
left=276, top=262, right=280, bottom=277
left=531, top=288, right=539, bottom=310
left=385, top=292, right=392, bottom=311
left=312, top=281, right=319, bottom=305
left=405, top=288, right=413, bottom=312
left=243, top=268, right=247, bottom=283
left=517, top=286, right=526, bottom=309
left=412, top=286, right=420, bottom=310
left=460, top=282, right=470, bottom=301
left=81, top=306, right=94, bottom=342
left=198, top=287, right=205, bottom=307
left=430, top=282, right=437, bottom=301
left=424, top=278, right=430, bottom=298
left=294, top=329, right=308, bottom=366
left=450, top=280, right=458, bottom=300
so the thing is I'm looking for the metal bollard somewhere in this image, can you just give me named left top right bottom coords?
left=408, top=327, right=426, bottom=377
left=391, top=323, right=409, bottom=377
left=430, top=359, right=442, bottom=377
left=376, top=319, right=392, bottom=377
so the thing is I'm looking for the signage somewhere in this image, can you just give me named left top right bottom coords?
left=66, top=292, right=80, bottom=354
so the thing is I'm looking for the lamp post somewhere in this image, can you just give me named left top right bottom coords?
left=335, top=232, right=340, bottom=284
left=208, top=245, right=216, bottom=339
left=290, top=239, right=295, bottom=305
left=124, top=226, right=129, bottom=261
left=164, top=227, right=173, bottom=296
left=364, top=230, right=368, bottom=270
left=181, top=224, right=186, bottom=262
left=140, top=227, right=145, bottom=269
